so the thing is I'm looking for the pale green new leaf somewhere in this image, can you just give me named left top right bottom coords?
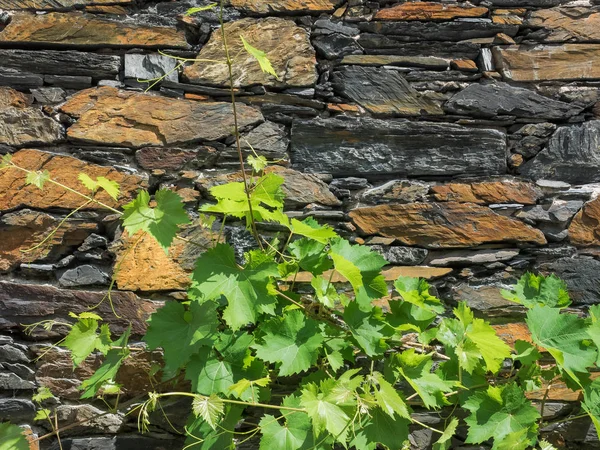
left=192, top=394, right=224, bottom=430
left=78, top=173, right=120, bottom=200
left=311, top=275, right=338, bottom=308
left=241, top=36, right=279, bottom=79
left=539, top=440, right=558, bottom=450
left=122, top=189, right=191, bottom=252
left=247, top=154, right=268, bottom=172
left=0, top=422, right=29, bottom=450
left=463, top=383, right=540, bottom=450
left=63, top=317, right=111, bottom=367
left=526, top=305, right=596, bottom=386
left=501, top=273, right=570, bottom=309
left=371, top=372, right=410, bottom=418
left=144, top=301, right=218, bottom=373
left=0, top=153, right=12, bottom=169
left=32, top=386, right=54, bottom=403
left=253, top=310, right=324, bottom=376
left=185, top=3, right=217, bottom=15
left=290, top=217, right=337, bottom=244
left=33, top=409, right=51, bottom=422
left=433, top=417, right=458, bottom=450
left=25, top=170, right=49, bottom=190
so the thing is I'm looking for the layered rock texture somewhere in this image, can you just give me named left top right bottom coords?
left=1, top=0, right=600, bottom=448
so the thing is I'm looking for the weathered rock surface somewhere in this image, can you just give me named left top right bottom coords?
left=454, top=283, right=524, bottom=315
left=60, top=87, right=264, bottom=147
left=494, top=44, right=600, bottom=81
left=291, top=118, right=507, bottom=177
left=55, top=404, right=122, bottom=434
left=0, top=149, right=146, bottom=211
left=369, top=245, right=428, bottom=265
left=445, top=82, right=582, bottom=119
left=569, top=197, right=600, bottom=246
left=0, top=88, right=63, bottom=146
left=230, top=0, right=339, bottom=13
left=0, top=12, right=189, bottom=49
left=0, top=0, right=132, bottom=10
left=0, top=49, right=121, bottom=78
left=57, top=264, right=111, bottom=287
left=135, top=146, right=218, bottom=171
left=340, top=54, right=449, bottom=70
left=183, top=18, right=316, bottom=88
left=124, top=53, right=178, bottom=83
left=332, top=66, right=443, bottom=116
left=539, top=257, right=600, bottom=305
left=431, top=179, right=540, bottom=205
left=357, top=38, right=480, bottom=59
left=359, top=21, right=518, bottom=41
left=0, top=281, right=159, bottom=338
left=519, top=121, right=600, bottom=183
left=0, top=209, right=97, bottom=272
left=428, top=249, right=520, bottom=266
left=361, top=180, right=430, bottom=204
left=375, top=2, right=488, bottom=20
left=349, top=203, right=546, bottom=248
left=529, top=6, right=600, bottom=42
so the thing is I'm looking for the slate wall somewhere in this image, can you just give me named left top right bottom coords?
left=1, top=0, right=600, bottom=448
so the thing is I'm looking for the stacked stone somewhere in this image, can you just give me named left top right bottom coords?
left=1, top=0, right=600, bottom=447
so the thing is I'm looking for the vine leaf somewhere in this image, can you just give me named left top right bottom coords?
left=32, top=386, right=54, bottom=403
left=144, top=301, right=218, bottom=373
left=79, top=326, right=131, bottom=399
left=63, top=316, right=112, bottom=367
left=329, top=238, right=387, bottom=310
left=361, top=407, right=409, bottom=450
left=583, top=380, right=600, bottom=438
left=290, top=217, right=337, bottom=244
left=463, top=383, right=540, bottom=450
left=433, top=417, right=459, bottom=450
left=192, top=394, right=224, bottom=430
left=389, top=277, right=445, bottom=332
left=253, top=310, right=324, bottom=376
left=501, top=273, right=570, bottom=308
left=288, top=237, right=332, bottom=275
left=122, top=189, right=191, bottom=253
left=25, top=169, right=50, bottom=190
left=191, top=244, right=278, bottom=330
left=185, top=405, right=243, bottom=450
left=526, top=305, right=596, bottom=386
left=78, top=173, right=120, bottom=200
left=259, top=415, right=307, bottom=450
left=33, top=409, right=51, bottom=422
left=186, top=348, right=234, bottom=396
left=185, top=3, right=217, bottom=15
left=343, top=302, right=390, bottom=357
left=0, top=422, right=29, bottom=450
left=371, top=372, right=410, bottom=419
left=241, top=36, right=279, bottom=79
left=0, top=153, right=13, bottom=169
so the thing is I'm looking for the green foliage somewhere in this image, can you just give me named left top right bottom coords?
left=63, top=313, right=112, bottom=366
left=241, top=36, right=279, bottom=80
left=501, top=272, right=571, bottom=308
left=0, top=422, right=29, bottom=450
left=78, top=173, right=120, bottom=200
left=25, top=169, right=50, bottom=190
left=185, top=3, right=217, bottom=15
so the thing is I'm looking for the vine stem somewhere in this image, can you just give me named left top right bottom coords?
left=411, top=418, right=444, bottom=435
left=152, top=392, right=307, bottom=413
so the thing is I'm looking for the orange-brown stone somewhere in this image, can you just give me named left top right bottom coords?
left=529, top=6, right=600, bottom=42
left=492, top=322, right=532, bottom=348
left=450, top=59, right=478, bottom=72
left=0, top=0, right=132, bottom=10
left=60, top=87, right=264, bottom=147
left=349, top=203, right=547, bottom=248
left=327, top=103, right=361, bottom=113
left=431, top=179, right=540, bottom=205
left=183, top=18, right=317, bottom=88
left=0, top=149, right=146, bottom=211
left=0, top=209, right=97, bottom=272
left=0, top=12, right=188, bottom=48
left=0, top=87, right=31, bottom=108
left=230, top=0, right=338, bottom=13
left=375, top=2, right=488, bottom=21
left=568, top=197, right=600, bottom=246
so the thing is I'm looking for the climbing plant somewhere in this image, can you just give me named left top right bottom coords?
left=2, top=2, right=600, bottom=450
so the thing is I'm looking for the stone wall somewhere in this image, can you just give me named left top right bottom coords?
left=1, top=0, right=600, bottom=448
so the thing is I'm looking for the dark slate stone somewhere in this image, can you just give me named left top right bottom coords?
left=0, top=344, right=29, bottom=363
left=290, top=117, right=507, bottom=178
left=445, top=82, right=582, bottom=120
left=357, top=36, right=481, bottom=59
left=124, top=54, right=178, bottom=83
left=332, top=66, right=442, bottom=116
left=519, top=121, right=600, bottom=183
left=369, top=245, right=428, bottom=265
left=313, top=34, right=363, bottom=59
left=0, top=49, right=121, bottom=78
left=0, top=68, right=43, bottom=89
left=489, top=0, right=569, bottom=5
left=57, top=265, right=111, bottom=287
left=0, top=398, right=35, bottom=421
left=358, top=22, right=518, bottom=41
left=0, top=371, right=35, bottom=389
left=539, top=257, right=600, bottom=305
left=44, top=75, right=92, bottom=89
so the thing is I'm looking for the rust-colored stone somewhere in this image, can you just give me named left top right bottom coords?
left=327, top=103, right=361, bottom=113
left=529, top=7, right=600, bottom=42
left=492, top=322, right=532, bottom=348
left=0, top=87, right=31, bottom=108
left=184, top=93, right=211, bottom=101
left=230, top=0, right=339, bottom=13
left=568, top=197, right=600, bottom=246
left=494, top=44, right=600, bottom=81
left=526, top=372, right=600, bottom=401
left=0, top=209, right=97, bottom=272
left=183, top=18, right=317, bottom=88
left=450, top=59, right=478, bottom=72
left=0, top=12, right=188, bottom=48
left=0, top=0, right=132, bottom=10
left=431, top=179, right=540, bottom=205
left=492, top=15, right=523, bottom=25
left=60, top=87, right=263, bottom=147
left=349, top=203, right=547, bottom=248
left=113, top=226, right=216, bottom=292
left=375, top=2, right=488, bottom=21
left=0, top=149, right=146, bottom=211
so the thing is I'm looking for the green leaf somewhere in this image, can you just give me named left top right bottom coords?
left=247, top=154, right=268, bottom=172
left=0, top=422, right=29, bottom=450
left=0, top=153, right=13, bottom=169
left=329, top=238, right=387, bottom=310
left=527, top=305, right=596, bottom=386
left=501, top=273, right=570, bottom=308
left=539, top=440, right=558, bottom=450
left=122, top=189, right=191, bottom=253
left=311, top=275, right=338, bottom=309
left=192, top=394, right=224, bottom=430
left=463, top=383, right=540, bottom=450
left=25, top=170, right=50, bottom=190
left=389, top=277, right=444, bottom=333
left=394, top=277, right=445, bottom=314
left=433, top=417, right=459, bottom=450
left=253, top=310, right=324, bottom=376
left=191, top=244, right=278, bottom=330
left=288, top=237, right=332, bottom=275
left=79, top=327, right=131, bottom=399
left=184, top=405, right=243, bottom=450
left=259, top=415, right=308, bottom=450
left=343, top=302, right=390, bottom=357
left=513, top=340, right=542, bottom=365
left=371, top=372, right=410, bottom=419
left=78, top=174, right=120, bottom=200
left=228, top=376, right=270, bottom=397
left=63, top=317, right=111, bottom=367
left=393, top=349, right=454, bottom=409
left=144, top=301, right=218, bottom=373
left=32, top=386, right=54, bottom=403
left=185, top=3, right=217, bottom=15
left=290, top=217, right=337, bottom=244
left=186, top=348, right=234, bottom=395
left=583, top=380, right=600, bottom=440
left=361, top=408, right=409, bottom=450
left=241, top=35, right=279, bottom=79
left=99, top=380, right=122, bottom=395
left=33, top=409, right=51, bottom=422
